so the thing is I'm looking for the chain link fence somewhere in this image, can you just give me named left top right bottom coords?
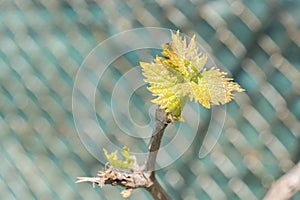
left=1, top=0, right=300, bottom=199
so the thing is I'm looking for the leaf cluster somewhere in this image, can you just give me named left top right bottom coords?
left=140, top=31, right=244, bottom=120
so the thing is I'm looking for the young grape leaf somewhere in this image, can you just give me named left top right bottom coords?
left=103, top=146, right=134, bottom=169
left=189, top=68, right=244, bottom=109
left=140, top=30, right=244, bottom=121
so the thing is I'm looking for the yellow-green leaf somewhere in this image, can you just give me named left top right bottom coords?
left=160, top=31, right=207, bottom=79
left=189, top=68, right=244, bottom=108
left=140, top=30, right=244, bottom=121
left=103, top=146, right=133, bottom=169
left=140, top=61, right=186, bottom=117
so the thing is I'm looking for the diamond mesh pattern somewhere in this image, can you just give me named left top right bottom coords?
left=1, top=0, right=300, bottom=199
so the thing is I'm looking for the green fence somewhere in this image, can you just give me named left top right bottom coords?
left=1, top=0, right=300, bottom=199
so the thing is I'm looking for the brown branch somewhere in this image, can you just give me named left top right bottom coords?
left=143, top=107, right=169, bottom=172
left=146, top=178, right=172, bottom=200
left=76, top=107, right=172, bottom=200
left=76, top=165, right=171, bottom=200
left=143, top=107, right=171, bottom=200
left=264, top=161, right=300, bottom=200
left=76, top=166, right=152, bottom=188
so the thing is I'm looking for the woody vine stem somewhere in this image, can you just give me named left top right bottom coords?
left=76, top=107, right=172, bottom=200
left=143, top=107, right=171, bottom=200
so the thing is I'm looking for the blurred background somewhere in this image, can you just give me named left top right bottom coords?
left=1, top=0, right=300, bottom=199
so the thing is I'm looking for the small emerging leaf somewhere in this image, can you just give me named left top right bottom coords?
left=103, top=146, right=133, bottom=169
left=140, top=30, right=244, bottom=121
